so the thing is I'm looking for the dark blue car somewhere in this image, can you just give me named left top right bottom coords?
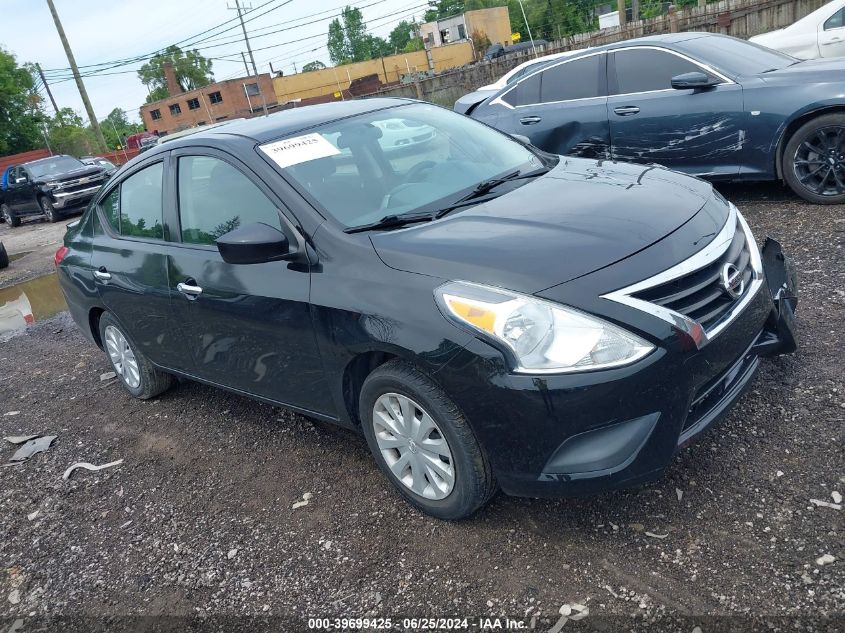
left=467, top=32, right=845, bottom=204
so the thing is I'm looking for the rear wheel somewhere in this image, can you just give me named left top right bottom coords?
left=359, top=360, right=496, bottom=520
left=98, top=312, right=173, bottom=399
left=784, top=113, right=845, bottom=204
left=0, top=242, right=8, bottom=269
left=40, top=197, right=60, bottom=222
left=1, top=204, right=20, bottom=227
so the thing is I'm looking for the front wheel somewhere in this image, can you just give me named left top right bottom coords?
left=359, top=360, right=496, bottom=520
left=783, top=113, right=845, bottom=205
left=40, top=197, right=60, bottom=222
left=98, top=312, right=173, bottom=399
left=1, top=204, right=20, bottom=227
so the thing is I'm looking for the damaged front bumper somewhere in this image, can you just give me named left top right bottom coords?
left=437, top=237, right=798, bottom=499
left=751, top=237, right=797, bottom=356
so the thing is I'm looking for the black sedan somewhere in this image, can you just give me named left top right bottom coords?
left=466, top=32, right=845, bottom=204
left=56, top=99, right=797, bottom=519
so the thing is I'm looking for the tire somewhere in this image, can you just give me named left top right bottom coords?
left=98, top=312, right=174, bottom=399
left=40, top=196, right=60, bottom=222
left=359, top=360, right=496, bottom=520
left=1, top=204, right=20, bottom=228
left=783, top=113, right=845, bottom=205
left=0, top=242, right=8, bottom=269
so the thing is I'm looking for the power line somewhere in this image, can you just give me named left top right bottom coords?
left=40, top=0, right=289, bottom=75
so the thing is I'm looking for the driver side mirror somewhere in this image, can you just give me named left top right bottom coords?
left=671, top=71, right=721, bottom=90
left=15, top=177, right=27, bottom=184
left=216, top=222, right=294, bottom=265
left=510, top=133, right=532, bottom=145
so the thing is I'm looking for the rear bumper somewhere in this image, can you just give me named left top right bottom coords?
left=437, top=239, right=797, bottom=498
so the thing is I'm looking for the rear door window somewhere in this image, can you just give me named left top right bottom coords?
left=502, top=73, right=541, bottom=106
left=177, top=155, right=282, bottom=246
left=119, top=163, right=164, bottom=239
left=539, top=54, right=604, bottom=103
left=825, top=7, right=845, bottom=29
left=99, top=162, right=164, bottom=239
left=613, top=48, right=713, bottom=94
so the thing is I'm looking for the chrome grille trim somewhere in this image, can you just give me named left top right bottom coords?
left=601, top=204, right=764, bottom=349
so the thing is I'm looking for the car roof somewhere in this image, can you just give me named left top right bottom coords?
left=531, top=32, right=711, bottom=61
left=158, top=97, right=415, bottom=150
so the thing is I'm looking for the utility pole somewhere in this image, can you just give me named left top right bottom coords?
left=35, top=63, right=59, bottom=115
left=45, top=0, right=106, bottom=151
left=228, top=0, right=268, bottom=115
left=241, top=51, right=251, bottom=77
left=517, top=0, right=537, bottom=57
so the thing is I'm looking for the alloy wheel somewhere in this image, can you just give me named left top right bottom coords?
left=372, top=392, right=455, bottom=500
left=41, top=198, right=56, bottom=222
left=793, top=125, right=845, bottom=197
left=104, top=325, right=141, bottom=389
left=2, top=206, right=11, bottom=224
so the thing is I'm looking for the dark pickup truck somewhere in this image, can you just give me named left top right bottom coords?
left=1, top=155, right=109, bottom=227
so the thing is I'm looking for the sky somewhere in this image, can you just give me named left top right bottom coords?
left=1, top=0, right=430, bottom=124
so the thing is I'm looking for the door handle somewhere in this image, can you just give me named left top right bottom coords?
left=823, top=38, right=842, bottom=44
left=519, top=116, right=542, bottom=125
left=614, top=106, right=640, bottom=116
left=177, top=281, right=203, bottom=298
left=93, top=267, right=111, bottom=281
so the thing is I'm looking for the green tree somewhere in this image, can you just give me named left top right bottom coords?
left=424, top=0, right=465, bottom=21
left=45, top=108, right=97, bottom=156
left=368, top=36, right=393, bottom=58
left=0, top=48, right=46, bottom=154
left=403, top=37, right=425, bottom=52
left=99, top=108, right=144, bottom=149
left=327, top=7, right=374, bottom=65
left=388, top=20, right=415, bottom=51
left=138, top=45, right=213, bottom=104
left=302, top=60, right=327, bottom=72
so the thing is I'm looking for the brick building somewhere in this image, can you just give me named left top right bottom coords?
left=139, top=63, right=278, bottom=136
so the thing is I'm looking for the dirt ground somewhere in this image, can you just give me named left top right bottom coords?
left=0, top=214, right=78, bottom=286
left=0, top=183, right=843, bottom=631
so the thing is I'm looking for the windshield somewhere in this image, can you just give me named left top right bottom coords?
left=265, top=103, right=542, bottom=229
left=27, top=156, right=85, bottom=179
left=679, top=36, right=797, bottom=76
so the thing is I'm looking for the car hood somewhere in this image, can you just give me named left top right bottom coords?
left=371, top=157, right=715, bottom=294
left=35, top=166, right=104, bottom=183
left=759, top=57, right=845, bottom=81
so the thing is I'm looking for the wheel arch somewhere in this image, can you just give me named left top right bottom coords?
left=776, top=104, right=845, bottom=179
left=88, top=306, right=106, bottom=350
left=341, top=350, right=399, bottom=426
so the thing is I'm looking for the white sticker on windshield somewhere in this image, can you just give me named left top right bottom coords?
left=259, top=133, right=340, bottom=169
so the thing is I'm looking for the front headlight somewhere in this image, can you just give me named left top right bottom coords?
left=45, top=181, right=62, bottom=189
left=435, top=281, right=654, bottom=373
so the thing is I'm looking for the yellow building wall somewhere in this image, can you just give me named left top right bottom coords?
left=272, top=42, right=474, bottom=102
left=465, top=7, right=512, bottom=47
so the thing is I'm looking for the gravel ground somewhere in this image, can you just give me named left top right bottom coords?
left=0, top=215, right=79, bottom=286
left=0, top=184, right=843, bottom=631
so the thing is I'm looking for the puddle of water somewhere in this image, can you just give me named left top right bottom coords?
left=0, top=272, right=67, bottom=341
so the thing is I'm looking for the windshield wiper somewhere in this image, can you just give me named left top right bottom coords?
left=434, top=166, right=551, bottom=219
left=344, top=212, right=434, bottom=234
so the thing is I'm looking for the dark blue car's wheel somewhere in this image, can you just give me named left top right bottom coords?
left=784, top=114, right=845, bottom=205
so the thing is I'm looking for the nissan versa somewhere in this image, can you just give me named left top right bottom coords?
left=55, top=99, right=798, bottom=520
